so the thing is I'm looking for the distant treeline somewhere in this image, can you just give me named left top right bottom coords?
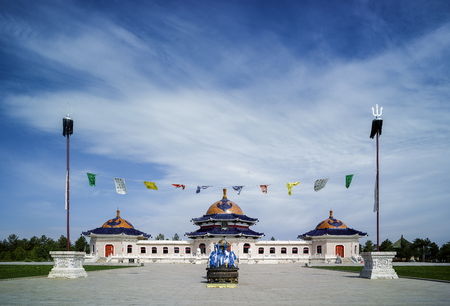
left=1, top=233, right=450, bottom=262
left=360, top=238, right=450, bottom=262
left=0, top=234, right=89, bottom=262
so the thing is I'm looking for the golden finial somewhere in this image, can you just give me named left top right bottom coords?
left=329, top=210, right=333, bottom=218
left=223, top=188, right=227, bottom=199
left=116, top=209, right=121, bottom=218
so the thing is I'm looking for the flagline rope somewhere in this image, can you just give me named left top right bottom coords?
left=72, top=168, right=375, bottom=191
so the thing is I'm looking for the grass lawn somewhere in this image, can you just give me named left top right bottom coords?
left=0, top=265, right=137, bottom=280
left=313, top=265, right=450, bottom=281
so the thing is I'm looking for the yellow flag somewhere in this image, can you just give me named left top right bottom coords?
left=286, top=182, right=300, bottom=196
left=143, top=181, right=158, bottom=190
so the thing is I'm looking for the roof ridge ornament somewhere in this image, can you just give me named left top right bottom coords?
left=223, top=188, right=227, bottom=199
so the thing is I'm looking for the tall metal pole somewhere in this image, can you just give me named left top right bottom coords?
left=63, top=116, right=73, bottom=251
left=371, top=104, right=383, bottom=252
left=376, top=129, right=380, bottom=251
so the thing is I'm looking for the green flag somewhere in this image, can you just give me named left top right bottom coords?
left=87, top=173, right=96, bottom=187
left=345, top=174, right=354, bottom=189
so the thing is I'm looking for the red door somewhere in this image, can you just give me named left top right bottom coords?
left=105, top=244, right=114, bottom=257
left=335, top=245, right=344, bottom=257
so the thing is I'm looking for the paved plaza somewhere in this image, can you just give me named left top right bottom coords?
left=1, top=263, right=449, bottom=305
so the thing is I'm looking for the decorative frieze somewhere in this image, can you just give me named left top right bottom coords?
left=359, top=252, right=398, bottom=279
left=48, top=251, right=88, bottom=279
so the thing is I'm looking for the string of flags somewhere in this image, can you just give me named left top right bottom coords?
left=82, top=170, right=359, bottom=196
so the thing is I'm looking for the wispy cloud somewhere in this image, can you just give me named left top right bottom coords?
left=1, top=1, right=449, bottom=246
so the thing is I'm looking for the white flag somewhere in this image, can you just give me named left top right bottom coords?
left=314, top=178, right=329, bottom=192
left=114, top=178, right=127, bottom=194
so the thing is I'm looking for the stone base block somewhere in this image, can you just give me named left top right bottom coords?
left=48, top=251, right=88, bottom=279
left=359, top=252, right=398, bottom=279
left=206, top=283, right=237, bottom=288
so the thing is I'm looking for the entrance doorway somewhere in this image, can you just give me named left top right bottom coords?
left=335, top=245, right=344, bottom=257
left=105, top=244, right=114, bottom=257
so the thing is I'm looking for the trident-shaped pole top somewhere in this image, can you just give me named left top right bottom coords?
left=65, top=103, right=73, bottom=119
left=372, top=104, right=383, bottom=119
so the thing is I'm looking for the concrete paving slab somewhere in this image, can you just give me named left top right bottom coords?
left=0, top=264, right=449, bottom=305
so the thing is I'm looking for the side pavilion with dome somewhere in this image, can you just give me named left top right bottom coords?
left=83, top=190, right=366, bottom=264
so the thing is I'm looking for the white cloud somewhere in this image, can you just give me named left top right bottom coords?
left=1, top=3, right=450, bottom=246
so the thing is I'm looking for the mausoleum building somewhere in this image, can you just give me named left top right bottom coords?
left=83, top=190, right=366, bottom=264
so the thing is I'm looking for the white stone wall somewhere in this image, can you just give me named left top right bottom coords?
left=86, top=235, right=362, bottom=264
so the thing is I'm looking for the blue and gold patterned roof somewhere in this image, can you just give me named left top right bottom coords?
left=205, top=189, right=244, bottom=215
left=315, top=211, right=347, bottom=229
left=82, top=210, right=151, bottom=238
left=298, top=211, right=366, bottom=239
left=102, top=210, right=134, bottom=228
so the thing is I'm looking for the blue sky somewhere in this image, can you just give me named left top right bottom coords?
left=1, top=0, right=449, bottom=247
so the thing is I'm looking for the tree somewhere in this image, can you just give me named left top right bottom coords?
left=35, top=245, right=51, bottom=261
left=155, top=233, right=165, bottom=240
left=74, top=236, right=89, bottom=252
left=13, top=246, right=26, bottom=261
left=270, top=237, right=276, bottom=241
left=57, top=235, right=69, bottom=251
left=7, top=234, right=19, bottom=250
left=172, top=233, right=180, bottom=241
left=380, top=239, right=394, bottom=251
left=429, top=242, right=439, bottom=259
left=362, top=240, right=375, bottom=252
left=437, top=241, right=450, bottom=262
left=397, top=237, right=412, bottom=260
left=411, top=238, right=438, bottom=261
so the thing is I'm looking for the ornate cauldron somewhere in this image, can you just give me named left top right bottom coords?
left=206, top=238, right=239, bottom=283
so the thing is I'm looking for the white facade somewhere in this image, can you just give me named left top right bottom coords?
left=86, top=234, right=362, bottom=264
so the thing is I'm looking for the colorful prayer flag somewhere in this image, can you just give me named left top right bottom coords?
left=286, top=182, right=300, bottom=196
left=314, top=178, right=329, bottom=192
left=345, top=174, right=354, bottom=189
left=172, top=184, right=186, bottom=190
left=196, top=186, right=211, bottom=194
left=232, top=186, right=243, bottom=195
left=143, top=181, right=158, bottom=190
left=260, top=185, right=269, bottom=194
left=87, top=173, right=96, bottom=187
left=114, top=178, right=127, bottom=194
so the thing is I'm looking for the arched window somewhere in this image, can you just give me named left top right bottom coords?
left=258, top=247, right=264, bottom=254
left=127, top=245, right=132, bottom=254
left=292, top=247, right=298, bottom=254
left=185, top=247, right=191, bottom=254
left=317, top=245, right=322, bottom=254
left=140, top=247, right=146, bottom=254
left=281, top=247, right=287, bottom=254
left=199, top=243, right=206, bottom=254
left=152, top=247, right=157, bottom=254
left=303, top=247, right=309, bottom=254
left=270, top=247, right=275, bottom=254
left=243, top=243, right=250, bottom=254
left=174, top=247, right=179, bottom=254
left=163, top=247, right=168, bottom=254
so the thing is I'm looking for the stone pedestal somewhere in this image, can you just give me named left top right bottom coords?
left=359, top=252, right=398, bottom=279
left=48, top=251, right=88, bottom=279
